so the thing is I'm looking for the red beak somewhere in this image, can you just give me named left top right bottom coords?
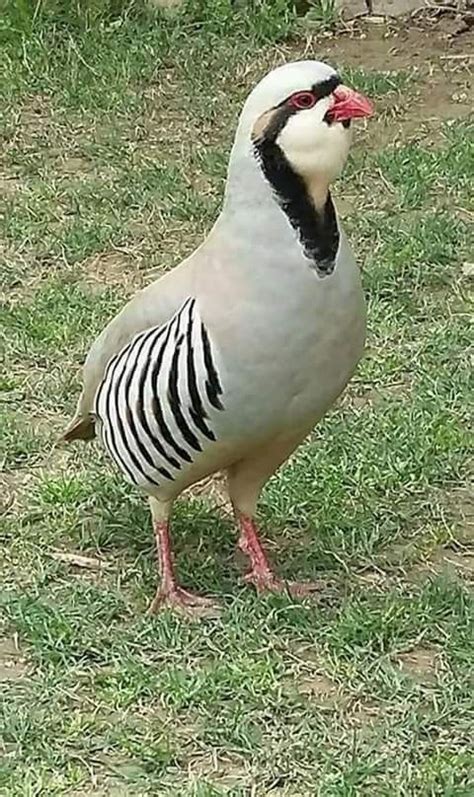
left=328, top=85, right=374, bottom=123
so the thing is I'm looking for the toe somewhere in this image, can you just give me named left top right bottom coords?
left=147, top=587, right=221, bottom=619
left=244, top=571, right=322, bottom=600
left=287, top=580, right=322, bottom=597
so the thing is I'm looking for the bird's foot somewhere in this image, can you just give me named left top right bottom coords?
left=244, top=568, right=320, bottom=599
left=236, top=513, right=320, bottom=600
left=147, top=585, right=221, bottom=619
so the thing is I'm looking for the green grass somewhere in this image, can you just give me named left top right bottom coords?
left=1, top=6, right=473, bottom=796
left=303, top=0, right=338, bottom=32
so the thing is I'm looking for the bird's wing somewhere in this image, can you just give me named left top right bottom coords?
left=93, top=297, right=225, bottom=490
left=63, top=264, right=192, bottom=442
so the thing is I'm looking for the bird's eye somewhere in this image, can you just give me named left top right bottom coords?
left=289, top=91, right=316, bottom=111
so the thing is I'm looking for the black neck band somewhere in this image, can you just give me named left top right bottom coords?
left=254, top=137, right=339, bottom=277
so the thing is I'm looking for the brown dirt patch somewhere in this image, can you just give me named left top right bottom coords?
left=353, top=566, right=390, bottom=587
left=18, top=93, right=53, bottom=128
left=78, top=251, right=148, bottom=294
left=395, top=645, right=440, bottom=683
left=284, top=648, right=340, bottom=705
left=344, top=699, right=381, bottom=728
left=0, top=176, right=21, bottom=196
left=0, top=470, right=37, bottom=514
left=407, top=546, right=474, bottom=583
left=0, top=638, right=29, bottom=682
left=185, top=753, right=250, bottom=787
left=297, top=672, right=338, bottom=699
left=447, top=487, right=474, bottom=542
left=437, top=549, right=474, bottom=578
left=343, top=381, right=412, bottom=410
left=59, top=156, right=93, bottom=175
left=316, top=21, right=472, bottom=68
left=67, top=779, right=141, bottom=796
left=291, top=667, right=380, bottom=724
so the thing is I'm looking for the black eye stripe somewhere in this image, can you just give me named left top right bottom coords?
left=311, top=74, right=341, bottom=101
left=253, top=73, right=342, bottom=144
left=274, top=74, right=341, bottom=110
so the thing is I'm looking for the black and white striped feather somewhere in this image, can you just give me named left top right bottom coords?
left=94, top=298, right=224, bottom=490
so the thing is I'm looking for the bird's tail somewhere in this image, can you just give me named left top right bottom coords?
left=62, top=413, right=96, bottom=442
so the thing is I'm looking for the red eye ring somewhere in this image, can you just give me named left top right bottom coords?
left=289, top=91, right=316, bottom=111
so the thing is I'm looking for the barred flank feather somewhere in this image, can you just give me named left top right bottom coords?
left=94, top=299, right=224, bottom=490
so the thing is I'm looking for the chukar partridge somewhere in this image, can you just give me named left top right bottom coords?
left=64, top=60, right=373, bottom=615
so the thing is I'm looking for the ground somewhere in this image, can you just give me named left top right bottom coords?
left=0, top=8, right=473, bottom=796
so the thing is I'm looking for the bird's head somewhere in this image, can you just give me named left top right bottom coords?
left=232, top=60, right=373, bottom=208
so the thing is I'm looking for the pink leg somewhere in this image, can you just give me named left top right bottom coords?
left=236, top=512, right=320, bottom=598
left=237, top=513, right=280, bottom=590
left=147, top=521, right=220, bottom=617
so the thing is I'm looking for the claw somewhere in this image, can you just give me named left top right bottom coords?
left=244, top=570, right=321, bottom=599
left=147, top=585, right=221, bottom=619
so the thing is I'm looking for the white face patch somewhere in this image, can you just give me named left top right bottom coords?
left=276, top=97, right=352, bottom=188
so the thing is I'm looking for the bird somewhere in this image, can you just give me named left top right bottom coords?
left=63, top=60, right=373, bottom=616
